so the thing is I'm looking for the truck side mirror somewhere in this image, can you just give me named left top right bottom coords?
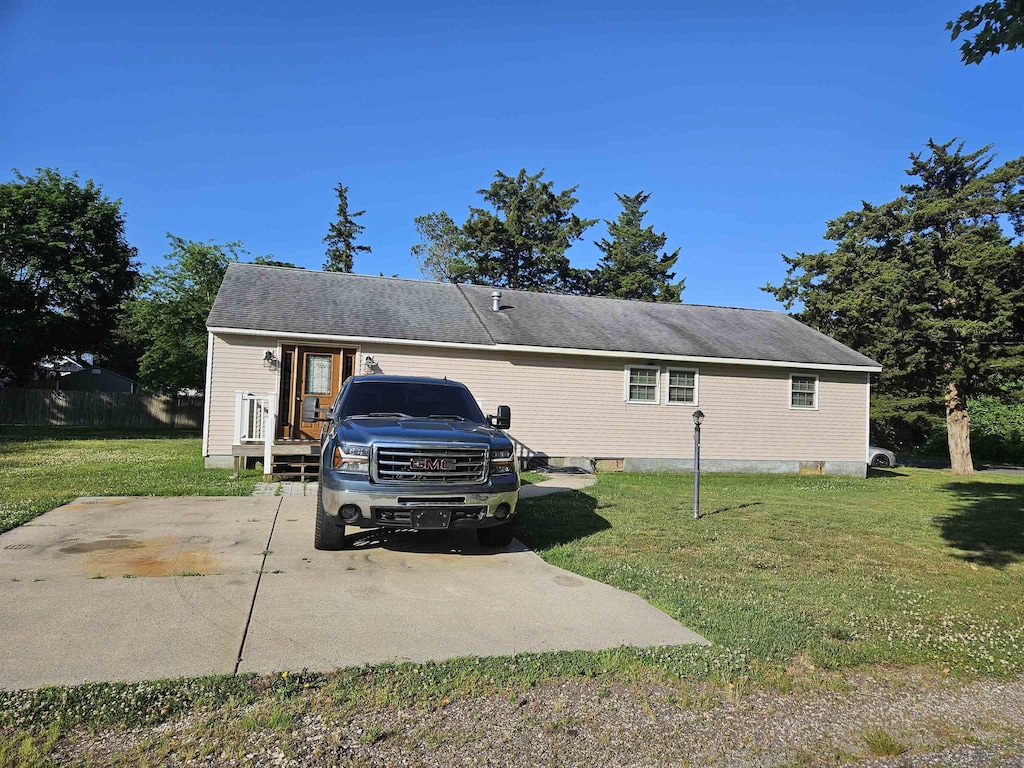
left=490, top=405, right=511, bottom=430
left=301, top=395, right=321, bottom=423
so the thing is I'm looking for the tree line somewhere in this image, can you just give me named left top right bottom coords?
left=326, top=169, right=684, bottom=302
left=0, top=167, right=684, bottom=396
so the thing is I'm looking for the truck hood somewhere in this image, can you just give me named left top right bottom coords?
left=337, top=418, right=505, bottom=447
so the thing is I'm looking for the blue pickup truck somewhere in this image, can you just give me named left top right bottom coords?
left=303, top=375, right=520, bottom=550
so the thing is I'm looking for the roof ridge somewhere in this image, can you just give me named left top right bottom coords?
left=230, top=262, right=458, bottom=287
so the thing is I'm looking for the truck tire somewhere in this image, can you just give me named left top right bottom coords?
left=314, top=483, right=347, bottom=550
left=476, top=518, right=516, bottom=548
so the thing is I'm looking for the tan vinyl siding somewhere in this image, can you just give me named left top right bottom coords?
left=356, top=344, right=868, bottom=462
left=206, top=334, right=278, bottom=456
left=204, top=333, right=868, bottom=463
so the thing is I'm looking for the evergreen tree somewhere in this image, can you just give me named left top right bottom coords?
left=591, top=191, right=683, bottom=302
left=764, top=139, right=1024, bottom=475
left=323, top=183, right=370, bottom=272
left=461, top=169, right=596, bottom=292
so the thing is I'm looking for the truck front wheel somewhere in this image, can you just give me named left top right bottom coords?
left=314, top=483, right=347, bottom=550
left=476, top=518, right=516, bottom=548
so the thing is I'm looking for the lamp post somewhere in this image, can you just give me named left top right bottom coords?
left=692, top=409, right=704, bottom=519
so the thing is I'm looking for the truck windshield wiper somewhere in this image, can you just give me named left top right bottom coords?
left=423, top=414, right=469, bottom=421
left=348, top=412, right=411, bottom=418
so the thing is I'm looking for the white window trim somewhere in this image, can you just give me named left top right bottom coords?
left=624, top=365, right=661, bottom=404
left=789, top=373, right=819, bottom=411
left=665, top=367, right=699, bottom=406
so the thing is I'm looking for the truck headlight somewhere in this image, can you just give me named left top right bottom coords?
left=489, top=447, right=515, bottom=475
left=333, top=444, right=369, bottom=473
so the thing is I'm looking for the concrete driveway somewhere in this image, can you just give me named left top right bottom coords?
left=0, top=495, right=705, bottom=690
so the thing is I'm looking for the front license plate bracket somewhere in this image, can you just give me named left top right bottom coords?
left=412, top=508, right=451, bottom=529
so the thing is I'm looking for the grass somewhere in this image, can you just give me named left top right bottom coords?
left=0, top=427, right=260, bottom=534
left=1, top=439, right=1023, bottom=758
left=863, top=728, right=907, bottom=757
left=516, top=469, right=1024, bottom=676
left=518, top=470, right=547, bottom=485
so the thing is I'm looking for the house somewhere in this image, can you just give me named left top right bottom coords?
left=203, top=264, right=881, bottom=477
left=56, top=366, right=138, bottom=393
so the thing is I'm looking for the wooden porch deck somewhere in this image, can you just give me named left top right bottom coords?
left=231, top=440, right=320, bottom=480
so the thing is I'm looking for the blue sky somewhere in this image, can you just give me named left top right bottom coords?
left=3, top=0, right=1021, bottom=309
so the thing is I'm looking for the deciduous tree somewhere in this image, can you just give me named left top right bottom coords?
left=0, top=169, right=139, bottom=383
left=410, top=211, right=471, bottom=282
left=323, top=183, right=370, bottom=272
left=121, top=236, right=254, bottom=393
left=461, top=169, right=596, bottom=292
left=948, top=0, right=1024, bottom=64
left=764, top=139, right=1024, bottom=475
left=591, top=191, right=684, bottom=302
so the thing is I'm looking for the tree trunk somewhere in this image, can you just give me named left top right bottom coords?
left=945, top=380, right=974, bottom=476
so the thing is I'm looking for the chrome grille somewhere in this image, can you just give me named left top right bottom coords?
left=372, top=445, right=488, bottom=484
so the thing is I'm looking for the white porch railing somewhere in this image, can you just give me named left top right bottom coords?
left=234, top=391, right=277, bottom=476
left=236, top=393, right=272, bottom=442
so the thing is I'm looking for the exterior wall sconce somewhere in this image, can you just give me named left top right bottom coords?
left=263, top=351, right=278, bottom=370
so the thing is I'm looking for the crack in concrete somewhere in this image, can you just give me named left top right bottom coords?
left=233, top=498, right=282, bottom=675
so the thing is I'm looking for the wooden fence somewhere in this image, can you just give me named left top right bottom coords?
left=0, top=389, right=205, bottom=429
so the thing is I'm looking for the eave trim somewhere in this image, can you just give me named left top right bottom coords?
left=206, top=326, right=883, bottom=373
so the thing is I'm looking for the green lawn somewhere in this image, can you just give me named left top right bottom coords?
left=2, top=435, right=1023, bottom=751
left=517, top=468, right=1024, bottom=677
left=0, top=427, right=259, bottom=534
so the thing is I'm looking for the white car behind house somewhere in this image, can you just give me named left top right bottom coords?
left=868, top=446, right=897, bottom=468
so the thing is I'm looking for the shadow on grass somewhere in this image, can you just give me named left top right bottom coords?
left=701, top=501, right=763, bottom=518
left=516, top=490, right=610, bottom=549
left=939, top=481, right=1024, bottom=568
left=0, top=426, right=199, bottom=442
left=868, top=468, right=909, bottom=478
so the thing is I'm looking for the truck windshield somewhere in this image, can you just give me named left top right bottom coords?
left=339, top=381, right=486, bottom=423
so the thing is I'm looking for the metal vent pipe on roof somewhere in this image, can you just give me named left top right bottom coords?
left=491, top=291, right=501, bottom=311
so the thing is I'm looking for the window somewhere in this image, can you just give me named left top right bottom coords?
left=667, top=368, right=698, bottom=404
left=790, top=374, right=818, bottom=409
left=626, top=366, right=660, bottom=403
left=305, top=354, right=333, bottom=395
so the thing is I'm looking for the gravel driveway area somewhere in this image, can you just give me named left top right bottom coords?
left=48, top=669, right=1024, bottom=766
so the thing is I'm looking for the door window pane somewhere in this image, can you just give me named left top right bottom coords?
left=305, top=354, right=332, bottom=395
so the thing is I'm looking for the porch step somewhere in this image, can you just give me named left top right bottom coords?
left=270, top=453, right=320, bottom=481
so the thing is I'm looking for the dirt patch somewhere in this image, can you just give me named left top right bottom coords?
left=63, top=536, right=222, bottom=578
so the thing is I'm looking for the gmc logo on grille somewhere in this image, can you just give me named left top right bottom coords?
left=410, top=458, right=456, bottom=471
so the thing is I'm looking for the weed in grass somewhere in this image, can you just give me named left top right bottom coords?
left=261, top=549, right=273, bottom=556
left=266, top=706, right=292, bottom=732
left=90, top=575, right=107, bottom=580
left=286, top=518, right=298, bottom=522
left=863, top=728, right=907, bottom=757
left=122, top=574, right=136, bottom=579
left=345, top=565, right=356, bottom=571
left=175, top=572, right=204, bottom=577
left=0, top=724, right=60, bottom=768
left=247, top=518, right=258, bottom=523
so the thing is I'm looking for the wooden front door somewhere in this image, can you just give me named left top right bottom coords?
left=277, top=346, right=356, bottom=440
left=296, top=347, right=341, bottom=439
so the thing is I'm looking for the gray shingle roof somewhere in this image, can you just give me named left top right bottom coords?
left=207, top=265, right=493, bottom=346
left=208, top=264, right=880, bottom=369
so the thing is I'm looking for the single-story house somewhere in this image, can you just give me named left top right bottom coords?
left=57, top=366, right=138, bottom=393
left=203, top=264, right=881, bottom=477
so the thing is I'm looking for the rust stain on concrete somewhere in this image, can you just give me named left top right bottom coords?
left=64, top=536, right=222, bottom=578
